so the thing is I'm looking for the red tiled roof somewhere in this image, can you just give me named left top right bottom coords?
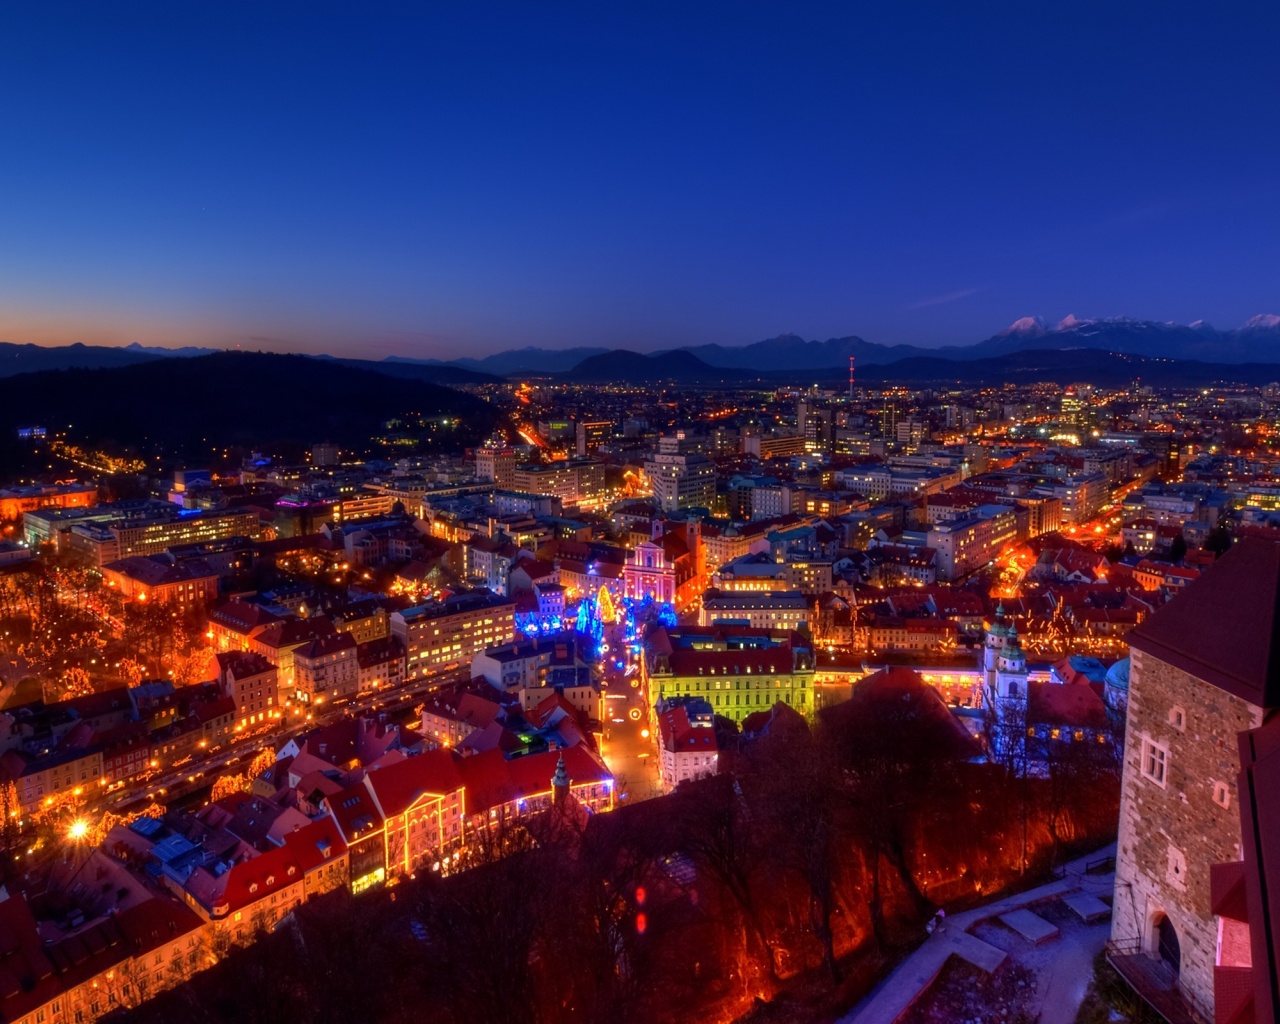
left=365, top=749, right=465, bottom=817
left=1127, top=536, right=1280, bottom=707
left=216, top=649, right=275, bottom=679
left=214, top=843, right=304, bottom=915
left=211, top=600, right=281, bottom=634
left=294, top=631, right=357, bottom=661
left=826, top=667, right=981, bottom=759
left=666, top=648, right=797, bottom=676
left=254, top=616, right=335, bottom=651
left=1027, top=681, right=1108, bottom=730
left=325, top=780, right=384, bottom=842
left=280, top=816, right=349, bottom=873
left=456, top=745, right=610, bottom=813
left=657, top=705, right=718, bottom=754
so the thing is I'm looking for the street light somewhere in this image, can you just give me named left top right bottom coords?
left=67, top=819, right=89, bottom=842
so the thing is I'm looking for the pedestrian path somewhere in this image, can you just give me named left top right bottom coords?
left=841, top=844, right=1116, bottom=1024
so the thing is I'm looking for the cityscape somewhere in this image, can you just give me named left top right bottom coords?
left=0, top=6, right=1276, bottom=1024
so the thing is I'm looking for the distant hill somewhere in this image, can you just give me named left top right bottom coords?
left=331, top=357, right=501, bottom=386
left=0, top=352, right=495, bottom=465
left=561, top=349, right=757, bottom=383
left=673, top=333, right=934, bottom=370
left=123, top=342, right=220, bottom=358
left=0, top=341, right=161, bottom=378
left=395, top=347, right=613, bottom=375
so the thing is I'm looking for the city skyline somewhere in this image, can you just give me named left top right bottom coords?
left=0, top=3, right=1276, bottom=358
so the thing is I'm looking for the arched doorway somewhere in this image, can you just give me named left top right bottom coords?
left=1155, top=914, right=1181, bottom=974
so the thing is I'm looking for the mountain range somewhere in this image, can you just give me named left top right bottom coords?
left=380, top=314, right=1280, bottom=374
left=3, top=314, right=1280, bottom=381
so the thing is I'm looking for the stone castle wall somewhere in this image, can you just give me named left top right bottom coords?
left=1112, top=647, right=1262, bottom=1011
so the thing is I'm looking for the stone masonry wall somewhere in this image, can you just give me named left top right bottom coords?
left=1112, top=647, right=1262, bottom=1013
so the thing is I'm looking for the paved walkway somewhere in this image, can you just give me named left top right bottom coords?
left=841, top=844, right=1116, bottom=1024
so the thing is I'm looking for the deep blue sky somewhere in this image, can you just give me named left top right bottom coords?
left=0, top=2, right=1277, bottom=358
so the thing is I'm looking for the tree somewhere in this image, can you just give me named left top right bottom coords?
left=210, top=774, right=249, bottom=802
left=1169, top=532, right=1188, bottom=562
left=747, top=724, right=844, bottom=982
left=673, top=775, right=781, bottom=981
left=821, top=675, right=965, bottom=950
left=1204, top=526, right=1233, bottom=556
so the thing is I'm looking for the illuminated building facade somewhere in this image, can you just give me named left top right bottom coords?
left=67, top=507, right=260, bottom=567
left=646, top=626, right=814, bottom=725
left=0, top=482, right=96, bottom=521
left=216, top=650, right=279, bottom=731
left=391, top=590, right=516, bottom=680
left=645, top=451, right=715, bottom=512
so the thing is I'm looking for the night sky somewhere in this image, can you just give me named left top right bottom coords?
left=1, top=3, right=1276, bottom=358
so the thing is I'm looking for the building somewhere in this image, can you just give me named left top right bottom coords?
left=455, top=744, right=613, bottom=826
left=511, top=460, right=607, bottom=507
left=215, top=650, right=279, bottom=732
left=101, top=554, right=220, bottom=607
left=1, top=746, right=105, bottom=816
left=475, top=448, right=516, bottom=489
left=0, top=482, right=96, bottom=522
left=390, top=590, right=516, bottom=681
left=355, top=635, right=406, bottom=693
left=360, top=749, right=467, bottom=880
left=0, top=891, right=207, bottom=1024
left=576, top=420, right=613, bottom=457
left=741, top=432, right=807, bottom=461
left=23, top=498, right=182, bottom=552
left=699, top=590, right=810, bottom=632
left=312, top=441, right=341, bottom=466
left=623, top=528, right=702, bottom=610
left=1108, top=537, right=1280, bottom=1021
left=66, top=507, right=260, bottom=567
left=293, top=633, right=360, bottom=704
left=248, top=616, right=337, bottom=695
left=644, top=451, right=716, bottom=512
left=1031, top=473, right=1108, bottom=525
left=1208, top=712, right=1280, bottom=1024
left=646, top=626, right=815, bottom=725
left=926, top=504, right=1019, bottom=581
left=655, top=698, right=718, bottom=791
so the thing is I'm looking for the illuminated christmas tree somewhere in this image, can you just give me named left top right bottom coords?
left=595, top=585, right=617, bottom=624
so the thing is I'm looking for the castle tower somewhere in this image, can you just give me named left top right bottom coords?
left=1109, top=537, right=1280, bottom=1017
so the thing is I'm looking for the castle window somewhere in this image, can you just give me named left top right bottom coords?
left=1141, top=737, right=1168, bottom=788
left=1168, top=706, right=1186, bottom=731
left=1213, top=780, right=1231, bottom=809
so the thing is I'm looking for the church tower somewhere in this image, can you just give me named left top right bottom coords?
left=995, top=624, right=1029, bottom=703
left=983, top=602, right=1011, bottom=699
left=551, top=752, right=570, bottom=806
left=985, top=615, right=1030, bottom=767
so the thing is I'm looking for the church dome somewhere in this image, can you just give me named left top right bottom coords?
left=1105, top=657, right=1131, bottom=693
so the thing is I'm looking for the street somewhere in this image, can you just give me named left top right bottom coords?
left=596, top=623, right=662, bottom=802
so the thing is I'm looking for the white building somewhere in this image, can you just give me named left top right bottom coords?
left=926, top=504, right=1019, bottom=581
left=699, top=591, right=810, bottom=632
left=655, top=699, right=718, bottom=791
left=644, top=452, right=716, bottom=512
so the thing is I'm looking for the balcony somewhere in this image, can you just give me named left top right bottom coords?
left=1105, top=939, right=1210, bottom=1024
